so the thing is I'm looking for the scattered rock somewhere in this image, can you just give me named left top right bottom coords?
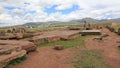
left=101, top=33, right=109, bottom=37
left=54, top=45, right=64, bottom=50
left=93, top=37, right=103, bottom=40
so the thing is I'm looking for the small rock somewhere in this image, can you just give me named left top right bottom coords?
left=54, top=45, right=64, bottom=50
left=93, top=37, right=103, bottom=40
left=101, top=33, right=109, bottom=37
left=116, top=41, right=120, bottom=43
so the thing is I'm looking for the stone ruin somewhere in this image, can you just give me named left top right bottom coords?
left=80, top=30, right=101, bottom=36
left=0, top=40, right=37, bottom=53
left=67, top=27, right=82, bottom=30
left=0, top=45, right=26, bottom=68
left=28, top=30, right=80, bottom=45
left=93, top=36, right=103, bottom=41
left=0, top=27, right=33, bottom=40
left=101, top=33, right=109, bottom=37
left=0, top=40, right=37, bottom=68
left=83, top=21, right=92, bottom=30
left=105, top=26, right=115, bottom=32
left=117, top=28, right=120, bottom=35
left=6, top=27, right=26, bottom=33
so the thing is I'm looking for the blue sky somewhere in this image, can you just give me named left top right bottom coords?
left=4, top=6, right=36, bottom=18
left=4, top=4, right=79, bottom=17
left=44, top=4, right=79, bottom=14
left=0, top=0, right=120, bottom=26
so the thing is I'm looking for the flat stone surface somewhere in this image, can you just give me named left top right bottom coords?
left=81, top=30, right=101, bottom=32
left=0, top=45, right=21, bottom=55
left=0, top=50, right=26, bottom=67
left=0, top=40, right=37, bottom=53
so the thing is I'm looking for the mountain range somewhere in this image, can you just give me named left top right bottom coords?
left=23, top=18, right=120, bottom=27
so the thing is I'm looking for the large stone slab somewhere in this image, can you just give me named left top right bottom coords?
left=0, top=45, right=21, bottom=55
left=60, top=33, right=80, bottom=40
left=80, top=30, right=101, bottom=35
left=0, top=40, right=37, bottom=53
left=0, top=45, right=26, bottom=68
left=26, top=30, right=81, bottom=45
left=45, top=36, right=61, bottom=43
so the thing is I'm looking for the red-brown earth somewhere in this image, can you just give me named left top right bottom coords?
left=13, top=28, right=120, bottom=68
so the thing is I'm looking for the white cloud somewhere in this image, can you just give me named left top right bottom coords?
left=0, top=0, right=120, bottom=26
left=12, top=9, right=25, bottom=15
left=0, top=14, right=12, bottom=21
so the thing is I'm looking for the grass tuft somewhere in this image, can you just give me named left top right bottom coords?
left=5, top=55, right=28, bottom=68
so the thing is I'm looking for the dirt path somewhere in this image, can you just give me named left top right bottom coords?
left=84, top=28, right=120, bottom=68
left=13, top=28, right=120, bottom=68
left=13, top=47, right=75, bottom=68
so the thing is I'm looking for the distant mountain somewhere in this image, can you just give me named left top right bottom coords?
left=108, top=18, right=120, bottom=22
left=23, top=17, right=120, bottom=27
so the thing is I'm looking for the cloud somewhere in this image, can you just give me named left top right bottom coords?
left=0, top=14, right=12, bottom=21
left=0, top=0, right=120, bottom=26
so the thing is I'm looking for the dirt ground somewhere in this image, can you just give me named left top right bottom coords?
left=84, top=28, right=120, bottom=68
left=13, top=28, right=120, bottom=68
left=13, top=47, right=75, bottom=68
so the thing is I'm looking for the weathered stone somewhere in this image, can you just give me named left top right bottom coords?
left=117, top=28, right=120, bottom=35
left=67, top=27, right=82, bottom=30
left=93, top=37, right=103, bottom=40
left=99, top=27, right=103, bottom=29
left=54, top=45, right=64, bottom=50
left=106, top=26, right=115, bottom=32
left=60, top=34, right=80, bottom=40
left=0, top=50, right=26, bottom=68
left=22, top=33, right=33, bottom=38
left=0, top=45, right=21, bottom=55
left=116, top=41, right=120, bottom=43
left=101, top=33, right=109, bottom=37
left=25, top=30, right=81, bottom=45
left=0, top=40, right=37, bottom=53
left=80, top=30, right=101, bottom=36
left=15, top=33, right=24, bottom=39
left=45, top=36, right=60, bottom=43
left=29, top=37, right=46, bottom=45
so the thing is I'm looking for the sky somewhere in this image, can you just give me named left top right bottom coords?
left=0, top=0, right=120, bottom=26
